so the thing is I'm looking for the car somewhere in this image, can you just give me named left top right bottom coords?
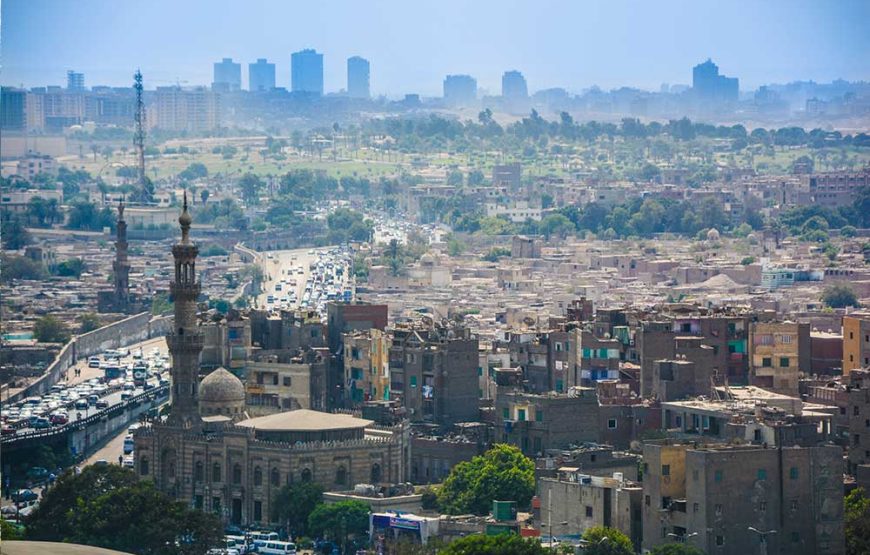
left=123, top=435, right=135, bottom=454
left=121, top=392, right=132, bottom=401
left=12, top=489, right=38, bottom=503
left=74, top=399, right=89, bottom=410
left=2, top=424, right=16, bottom=436
left=258, top=542, right=296, bottom=555
left=95, top=399, right=109, bottom=409
left=122, top=456, right=134, bottom=469
left=49, top=412, right=69, bottom=425
left=93, top=459, right=108, bottom=467
left=31, top=417, right=51, bottom=429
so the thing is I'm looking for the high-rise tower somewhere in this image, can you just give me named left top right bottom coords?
left=166, top=193, right=203, bottom=428
left=113, top=200, right=131, bottom=312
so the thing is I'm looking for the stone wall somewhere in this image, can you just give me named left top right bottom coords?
left=8, top=313, right=174, bottom=403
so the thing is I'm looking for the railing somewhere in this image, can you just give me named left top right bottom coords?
left=2, top=385, right=168, bottom=444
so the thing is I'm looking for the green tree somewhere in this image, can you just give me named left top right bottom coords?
left=580, top=526, right=634, bottom=555
left=482, top=247, right=511, bottom=262
left=307, top=500, right=370, bottom=549
left=649, top=544, right=706, bottom=555
left=447, top=169, right=464, bottom=186
left=447, top=237, right=464, bottom=256
left=0, top=254, right=44, bottom=283
left=238, top=173, right=264, bottom=204
left=540, top=213, right=575, bottom=239
left=56, top=258, right=87, bottom=278
left=822, top=284, right=859, bottom=308
left=33, top=315, right=71, bottom=343
left=179, top=162, right=208, bottom=181
left=841, top=225, right=858, bottom=238
left=200, top=188, right=210, bottom=205
left=78, top=313, right=102, bottom=334
left=437, top=444, right=534, bottom=515
left=272, top=482, right=324, bottom=537
left=1, top=519, right=23, bottom=540
left=441, top=534, right=548, bottom=555
left=846, top=487, right=870, bottom=555
left=1, top=217, right=32, bottom=249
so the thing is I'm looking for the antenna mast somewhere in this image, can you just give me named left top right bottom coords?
left=133, top=69, right=151, bottom=202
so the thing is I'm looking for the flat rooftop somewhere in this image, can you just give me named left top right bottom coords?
left=236, top=409, right=372, bottom=432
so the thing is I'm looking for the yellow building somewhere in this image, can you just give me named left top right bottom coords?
left=748, top=321, right=809, bottom=395
left=344, top=328, right=391, bottom=405
left=843, top=313, right=870, bottom=375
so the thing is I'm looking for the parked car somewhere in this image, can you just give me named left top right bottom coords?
left=12, top=489, right=38, bottom=503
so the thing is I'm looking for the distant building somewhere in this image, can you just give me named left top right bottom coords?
left=154, top=86, right=221, bottom=132
left=749, top=321, right=809, bottom=396
left=248, top=58, right=276, bottom=92
left=443, top=74, right=477, bottom=106
left=0, top=87, right=27, bottom=130
left=809, top=169, right=870, bottom=209
left=492, top=163, right=522, bottom=191
left=213, top=58, right=241, bottom=92
left=501, top=70, right=528, bottom=99
left=15, top=153, right=57, bottom=180
left=347, top=56, right=370, bottom=99
left=692, top=59, right=738, bottom=103
left=291, top=49, right=324, bottom=96
left=66, top=70, right=85, bottom=91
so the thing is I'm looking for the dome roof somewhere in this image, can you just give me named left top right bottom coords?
left=706, top=228, right=720, bottom=241
left=199, top=367, right=245, bottom=404
left=420, top=252, right=435, bottom=265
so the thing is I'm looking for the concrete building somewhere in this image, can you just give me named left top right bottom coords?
left=135, top=201, right=409, bottom=528
left=347, top=56, right=370, bottom=99
left=154, top=86, right=220, bottom=132
left=843, top=313, right=870, bottom=375
left=66, top=70, right=85, bottom=91
left=0, top=87, right=27, bottom=131
left=692, top=58, right=738, bottom=104
left=809, top=169, right=870, bottom=209
left=501, top=70, right=528, bottom=99
left=642, top=441, right=843, bottom=555
left=0, top=189, right=62, bottom=216
left=511, top=235, right=541, bottom=259
left=847, top=370, right=870, bottom=486
left=443, top=75, right=477, bottom=107
left=538, top=469, right=642, bottom=549
left=15, top=154, right=57, bottom=180
left=492, top=163, right=522, bottom=191
left=291, top=49, right=324, bottom=96
left=749, top=321, right=809, bottom=396
left=213, top=58, right=241, bottom=92
left=495, top=388, right=599, bottom=455
left=244, top=352, right=328, bottom=414
left=248, top=58, right=276, bottom=92
left=344, top=329, right=390, bottom=406
left=388, top=319, right=479, bottom=425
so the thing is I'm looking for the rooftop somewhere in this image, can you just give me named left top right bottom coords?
left=236, top=409, right=372, bottom=432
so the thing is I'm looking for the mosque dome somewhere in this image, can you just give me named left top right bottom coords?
left=199, top=367, right=245, bottom=418
left=706, top=228, right=721, bottom=241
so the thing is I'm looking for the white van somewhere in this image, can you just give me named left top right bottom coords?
left=258, top=541, right=296, bottom=555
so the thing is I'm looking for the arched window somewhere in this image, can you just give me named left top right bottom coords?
left=335, top=466, right=347, bottom=486
left=232, top=463, right=242, bottom=485
left=213, top=462, right=221, bottom=482
left=168, top=462, right=175, bottom=478
left=194, top=461, right=204, bottom=483
left=140, top=457, right=149, bottom=476
left=254, top=466, right=262, bottom=486
left=371, top=463, right=381, bottom=484
left=301, top=468, right=312, bottom=482
left=270, top=467, right=280, bottom=486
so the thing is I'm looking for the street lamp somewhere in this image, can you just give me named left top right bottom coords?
left=748, top=527, right=777, bottom=555
left=668, top=531, right=699, bottom=543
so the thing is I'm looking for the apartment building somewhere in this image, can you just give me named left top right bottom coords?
left=749, top=321, right=810, bottom=396
left=843, top=312, right=870, bottom=375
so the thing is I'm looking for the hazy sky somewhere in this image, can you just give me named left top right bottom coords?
left=2, top=0, right=868, bottom=96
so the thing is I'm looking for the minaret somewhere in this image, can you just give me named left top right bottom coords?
left=166, top=193, right=203, bottom=428
left=113, top=200, right=131, bottom=312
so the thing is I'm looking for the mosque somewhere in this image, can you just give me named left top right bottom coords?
left=134, top=196, right=408, bottom=526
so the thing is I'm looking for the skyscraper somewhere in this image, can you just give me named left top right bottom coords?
left=67, top=70, right=84, bottom=91
left=501, top=70, right=528, bottom=99
left=291, top=49, right=324, bottom=96
left=347, top=56, right=370, bottom=99
left=0, top=87, right=27, bottom=130
left=443, top=74, right=477, bottom=107
left=692, top=59, right=738, bottom=103
left=248, top=58, right=276, bottom=92
left=213, top=58, right=241, bottom=92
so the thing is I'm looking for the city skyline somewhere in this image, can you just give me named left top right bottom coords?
left=2, top=0, right=868, bottom=96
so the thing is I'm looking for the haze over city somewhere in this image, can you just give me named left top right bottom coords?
left=2, top=2, right=870, bottom=555
left=3, top=0, right=869, bottom=95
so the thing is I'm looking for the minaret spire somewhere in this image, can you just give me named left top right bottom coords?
left=113, top=197, right=131, bottom=312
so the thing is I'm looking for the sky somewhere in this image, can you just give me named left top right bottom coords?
left=2, top=0, right=868, bottom=96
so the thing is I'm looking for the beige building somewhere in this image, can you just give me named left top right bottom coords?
left=749, top=321, right=809, bottom=396
left=245, top=354, right=328, bottom=415
left=344, top=328, right=391, bottom=406
left=843, top=313, right=870, bottom=375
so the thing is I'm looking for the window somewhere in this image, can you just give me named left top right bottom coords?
left=715, top=504, right=723, bottom=516
left=762, top=357, right=772, bottom=367
left=715, top=470, right=723, bottom=482
left=662, top=496, right=672, bottom=509
left=645, top=495, right=650, bottom=506
left=503, top=408, right=510, bottom=419
left=779, top=357, right=790, bottom=368
left=716, top=535, right=725, bottom=547
left=608, top=418, right=618, bottom=429
left=410, top=376, right=417, bottom=388
left=662, top=464, right=670, bottom=476
left=194, top=495, right=203, bottom=509
left=212, top=497, right=221, bottom=514
left=780, top=334, right=793, bottom=344
left=536, top=410, right=543, bottom=422
left=271, top=467, right=280, bottom=486
left=518, top=409, right=526, bottom=421
left=283, top=376, right=292, bottom=386
left=232, top=464, right=242, bottom=485
left=789, top=467, right=798, bottom=480
left=140, top=457, right=149, bottom=476
left=757, top=469, right=767, bottom=480
left=301, top=468, right=312, bottom=482
left=254, top=466, right=262, bottom=486
left=855, top=434, right=861, bottom=446
left=585, top=506, right=593, bottom=518
left=855, top=406, right=861, bottom=416
left=791, top=499, right=798, bottom=511
left=371, top=463, right=381, bottom=483
left=791, top=532, right=800, bottom=543
left=693, top=502, right=699, bottom=513
left=194, top=461, right=204, bottom=482
left=759, top=501, right=767, bottom=511
left=336, top=466, right=347, bottom=486
left=212, top=463, right=221, bottom=482
left=254, top=500, right=262, bottom=522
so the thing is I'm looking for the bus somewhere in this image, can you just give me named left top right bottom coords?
left=104, top=364, right=124, bottom=380
left=132, top=363, right=149, bottom=387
